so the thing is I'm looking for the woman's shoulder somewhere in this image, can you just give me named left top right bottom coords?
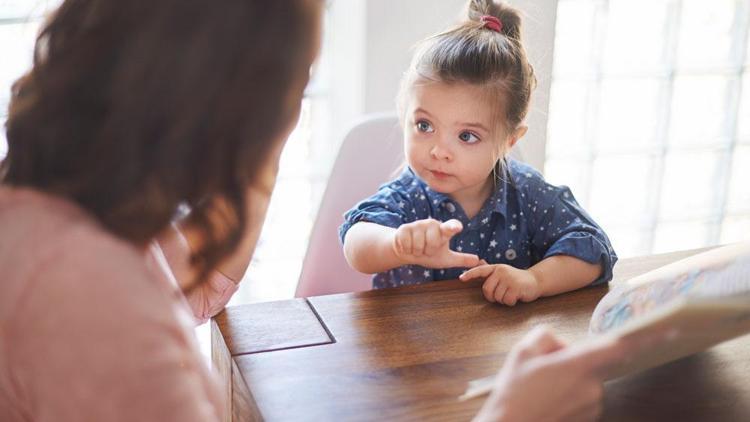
left=0, top=186, right=167, bottom=322
left=0, top=186, right=145, bottom=262
left=0, top=187, right=221, bottom=421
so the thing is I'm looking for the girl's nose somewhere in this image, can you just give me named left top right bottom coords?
left=430, top=138, right=452, bottom=161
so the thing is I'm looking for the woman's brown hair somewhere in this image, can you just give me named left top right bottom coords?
left=2, top=0, right=322, bottom=286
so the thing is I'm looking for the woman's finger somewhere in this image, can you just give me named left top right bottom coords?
left=510, top=325, right=567, bottom=362
left=551, top=334, right=625, bottom=379
left=560, top=383, right=604, bottom=422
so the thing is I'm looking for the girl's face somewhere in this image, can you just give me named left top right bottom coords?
left=402, top=81, right=515, bottom=205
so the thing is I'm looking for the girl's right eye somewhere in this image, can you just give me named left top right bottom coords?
left=415, top=120, right=434, bottom=133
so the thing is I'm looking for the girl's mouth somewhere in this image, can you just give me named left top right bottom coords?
left=429, top=169, right=450, bottom=179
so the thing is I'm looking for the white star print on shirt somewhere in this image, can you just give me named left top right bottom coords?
left=340, top=160, right=616, bottom=290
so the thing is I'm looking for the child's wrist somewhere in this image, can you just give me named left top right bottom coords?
left=526, top=267, right=545, bottom=297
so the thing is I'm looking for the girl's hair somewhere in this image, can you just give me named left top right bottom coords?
left=398, top=0, right=536, bottom=134
left=1, top=0, right=322, bottom=287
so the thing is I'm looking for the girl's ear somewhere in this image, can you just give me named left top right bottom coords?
left=507, top=125, right=528, bottom=149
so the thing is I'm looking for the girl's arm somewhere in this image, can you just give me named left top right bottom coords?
left=343, top=221, right=404, bottom=274
left=529, top=185, right=617, bottom=287
left=344, top=219, right=481, bottom=274
left=529, top=254, right=602, bottom=297
left=459, top=255, right=601, bottom=305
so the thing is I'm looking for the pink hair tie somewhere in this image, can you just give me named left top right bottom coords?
left=480, top=15, right=503, bottom=33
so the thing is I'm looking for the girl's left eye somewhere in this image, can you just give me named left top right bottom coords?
left=458, top=131, right=480, bottom=144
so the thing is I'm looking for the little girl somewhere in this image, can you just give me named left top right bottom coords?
left=339, top=0, right=617, bottom=306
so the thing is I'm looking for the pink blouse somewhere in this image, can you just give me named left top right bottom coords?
left=0, top=187, right=237, bottom=421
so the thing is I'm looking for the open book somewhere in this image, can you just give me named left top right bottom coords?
left=460, top=242, right=750, bottom=401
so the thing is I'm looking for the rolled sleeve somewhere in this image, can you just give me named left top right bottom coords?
left=544, top=231, right=616, bottom=285
left=338, top=188, right=411, bottom=244
left=531, top=185, right=618, bottom=286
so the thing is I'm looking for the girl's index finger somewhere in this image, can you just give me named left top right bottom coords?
left=459, top=264, right=495, bottom=282
left=447, top=252, right=481, bottom=269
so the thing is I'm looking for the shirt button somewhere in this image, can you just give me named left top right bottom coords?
left=445, top=202, right=456, bottom=213
left=505, top=249, right=517, bottom=260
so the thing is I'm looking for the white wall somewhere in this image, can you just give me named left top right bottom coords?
left=331, top=0, right=559, bottom=170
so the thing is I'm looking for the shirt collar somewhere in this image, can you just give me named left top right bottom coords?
left=489, top=172, right=509, bottom=217
left=406, top=166, right=509, bottom=217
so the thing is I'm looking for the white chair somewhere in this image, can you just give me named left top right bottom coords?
left=295, top=112, right=404, bottom=297
left=294, top=112, right=524, bottom=298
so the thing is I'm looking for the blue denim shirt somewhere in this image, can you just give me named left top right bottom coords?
left=339, top=159, right=617, bottom=289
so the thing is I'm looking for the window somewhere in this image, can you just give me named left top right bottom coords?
left=231, top=7, right=339, bottom=304
left=0, top=1, right=60, bottom=158
left=546, top=0, right=750, bottom=257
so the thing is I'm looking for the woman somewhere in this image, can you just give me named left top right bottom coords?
left=0, top=0, right=622, bottom=420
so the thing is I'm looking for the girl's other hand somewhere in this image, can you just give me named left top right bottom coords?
left=392, top=218, right=479, bottom=269
left=459, top=264, right=540, bottom=305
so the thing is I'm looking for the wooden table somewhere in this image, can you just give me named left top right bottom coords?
left=212, top=249, right=750, bottom=421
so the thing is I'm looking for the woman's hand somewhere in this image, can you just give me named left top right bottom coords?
left=392, top=218, right=479, bottom=269
left=459, top=264, right=541, bottom=305
left=474, top=326, right=623, bottom=422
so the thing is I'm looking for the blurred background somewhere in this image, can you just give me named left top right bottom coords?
left=2, top=0, right=749, bottom=306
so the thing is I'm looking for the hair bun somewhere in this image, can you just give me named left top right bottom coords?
left=467, top=0, right=522, bottom=40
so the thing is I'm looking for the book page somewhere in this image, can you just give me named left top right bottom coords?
left=589, top=242, right=750, bottom=379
